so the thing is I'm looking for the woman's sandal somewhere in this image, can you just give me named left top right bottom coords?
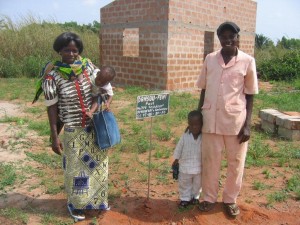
left=67, top=205, right=85, bottom=222
left=198, top=201, right=216, bottom=212
left=223, top=203, right=240, bottom=217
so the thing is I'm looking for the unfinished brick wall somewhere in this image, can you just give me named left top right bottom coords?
left=100, top=0, right=257, bottom=90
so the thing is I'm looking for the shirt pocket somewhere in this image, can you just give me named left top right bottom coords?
left=225, top=104, right=245, bottom=113
left=223, top=70, right=244, bottom=86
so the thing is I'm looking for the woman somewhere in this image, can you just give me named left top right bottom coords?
left=42, top=32, right=109, bottom=221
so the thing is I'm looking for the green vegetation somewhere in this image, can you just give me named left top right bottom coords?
left=25, top=151, right=61, bottom=169
left=255, top=34, right=300, bottom=82
left=0, top=18, right=299, bottom=223
left=0, top=163, right=17, bottom=190
left=0, top=207, right=28, bottom=224
left=0, top=15, right=100, bottom=78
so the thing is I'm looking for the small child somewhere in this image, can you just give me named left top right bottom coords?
left=87, top=66, right=116, bottom=117
left=172, top=110, right=202, bottom=208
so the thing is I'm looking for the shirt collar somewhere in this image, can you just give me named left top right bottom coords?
left=217, top=48, right=240, bottom=68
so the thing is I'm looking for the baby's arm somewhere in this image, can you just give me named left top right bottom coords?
left=86, top=96, right=98, bottom=118
left=104, top=95, right=113, bottom=111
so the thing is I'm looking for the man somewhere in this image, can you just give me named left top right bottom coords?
left=197, top=21, right=258, bottom=217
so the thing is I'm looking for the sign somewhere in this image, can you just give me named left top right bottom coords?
left=136, top=93, right=170, bottom=119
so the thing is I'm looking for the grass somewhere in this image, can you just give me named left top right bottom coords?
left=246, top=132, right=272, bottom=167
left=287, top=175, right=300, bottom=200
left=267, top=190, right=288, bottom=206
left=27, top=120, right=50, bottom=136
left=41, top=213, right=73, bottom=225
left=0, top=77, right=300, bottom=224
left=0, top=163, right=17, bottom=190
left=0, top=207, right=28, bottom=224
left=253, top=180, right=270, bottom=190
left=25, top=151, right=61, bottom=169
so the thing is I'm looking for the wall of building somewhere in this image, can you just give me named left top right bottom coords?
left=166, top=0, right=257, bottom=90
left=100, top=0, right=169, bottom=89
left=100, top=0, right=257, bottom=90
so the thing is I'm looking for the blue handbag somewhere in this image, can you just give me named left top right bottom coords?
left=92, top=96, right=121, bottom=150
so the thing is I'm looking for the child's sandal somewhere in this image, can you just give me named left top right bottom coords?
left=179, top=201, right=190, bottom=208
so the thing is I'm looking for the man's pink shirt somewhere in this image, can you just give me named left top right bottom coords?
left=196, top=49, right=259, bottom=135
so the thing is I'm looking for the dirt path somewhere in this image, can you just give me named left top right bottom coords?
left=0, top=100, right=299, bottom=225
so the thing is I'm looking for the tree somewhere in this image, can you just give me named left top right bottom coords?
left=255, top=34, right=274, bottom=49
left=277, top=36, right=300, bottom=50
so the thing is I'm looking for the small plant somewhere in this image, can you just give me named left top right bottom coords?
left=246, top=133, right=271, bottom=166
left=155, top=162, right=170, bottom=184
left=138, top=173, right=148, bottom=182
left=287, top=175, right=300, bottom=200
left=262, top=169, right=273, bottom=179
left=253, top=180, right=267, bottom=190
left=131, top=123, right=143, bottom=135
left=154, top=127, right=172, bottom=141
left=91, top=217, right=99, bottom=225
left=154, top=147, right=171, bottom=159
left=267, top=190, right=288, bottom=206
left=0, top=163, right=17, bottom=190
left=120, top=173, right=129, bottom=181
left=136, top=137, right=150, bottom=153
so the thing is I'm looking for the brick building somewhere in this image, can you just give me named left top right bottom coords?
left=100, top=0, right=257, bottom=90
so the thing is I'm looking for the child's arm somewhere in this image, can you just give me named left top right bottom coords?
left=172, top=134, right=184, bottom=165
left=172, top=159, right=179, bottom=167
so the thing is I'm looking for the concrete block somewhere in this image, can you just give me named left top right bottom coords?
left=259, top=109, right=286, bottom=123
left=261, top=120, right=278, bottom=134
left=259, top=109, right=277, bottom=122
left=278, top=127, right=300, bottom=141
left=275, top=115, right=300, bottom=130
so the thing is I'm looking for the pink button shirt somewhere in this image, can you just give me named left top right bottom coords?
left=196, top=49, right=258, bottom=135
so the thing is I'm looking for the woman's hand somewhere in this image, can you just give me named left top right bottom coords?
left=51, top=136, right=63, bottom=155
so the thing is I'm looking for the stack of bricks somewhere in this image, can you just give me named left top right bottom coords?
left=259, top=109, right=300, bottom=141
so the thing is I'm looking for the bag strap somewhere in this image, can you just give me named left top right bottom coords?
left=74, top=80, right=87, bottom=127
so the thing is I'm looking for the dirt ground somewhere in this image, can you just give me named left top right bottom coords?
left=0, top=83, right=299, bottom=225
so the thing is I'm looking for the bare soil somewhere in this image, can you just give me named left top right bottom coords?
left=0, top=83, right=299, bottom=225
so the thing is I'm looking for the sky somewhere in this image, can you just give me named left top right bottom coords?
left=0, top=0, right=299, bottom=43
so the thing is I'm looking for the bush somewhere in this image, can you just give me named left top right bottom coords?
left=257, top=50, right=300, bottom=81
left=0, top=15, right=99, bottom=78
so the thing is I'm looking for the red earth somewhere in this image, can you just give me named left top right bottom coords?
left=0, top=82, right=299, bottom=224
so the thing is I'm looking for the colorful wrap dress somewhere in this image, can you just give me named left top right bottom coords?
left=42, top=59, right=109, bottom=211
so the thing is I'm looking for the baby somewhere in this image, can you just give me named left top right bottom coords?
left=87, top=66, right=116, bottom=117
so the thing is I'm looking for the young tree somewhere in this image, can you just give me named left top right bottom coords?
left=255, top=34, right=274, bottom=49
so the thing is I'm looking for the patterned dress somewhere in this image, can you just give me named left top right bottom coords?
left=42, top=60, right=109, bottom=210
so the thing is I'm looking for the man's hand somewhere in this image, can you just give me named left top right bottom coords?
left=237, top=125, right=251, bottom=144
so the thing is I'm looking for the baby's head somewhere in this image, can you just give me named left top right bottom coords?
left=95, top=66, right=116, bottom=87
left=187, top=110, right=203, bottom=136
